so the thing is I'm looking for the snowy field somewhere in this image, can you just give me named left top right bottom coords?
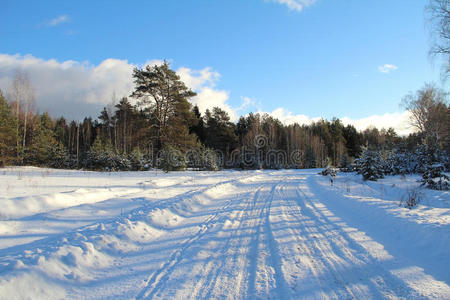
left=0, top=167, right=449, bottom=299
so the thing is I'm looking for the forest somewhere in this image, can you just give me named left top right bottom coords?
left=0, top=62, right=448, bottom=183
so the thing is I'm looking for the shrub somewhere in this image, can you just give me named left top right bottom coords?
left=400, top=187, right=423, bottom=209
left=157, top=145, right=186, bottom=172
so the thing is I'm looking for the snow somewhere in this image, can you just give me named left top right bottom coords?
left=0, top=167, right=449, bottom=299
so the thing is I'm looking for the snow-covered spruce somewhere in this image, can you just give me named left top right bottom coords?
left=421, top=163, right=449, bottom=190
left=355, top=149, right=384, bottom=181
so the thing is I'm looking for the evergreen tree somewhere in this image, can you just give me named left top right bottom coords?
left=356, top=149, right=385, bottom=181
left=157, top=144, right=186, bottom=172
left=204, top=107, right=238, bottom=157
left=338, top=153, right=352, bottom=172
left=304, top=147, right=316, bottom=169
left=27, top=112, right=56, bottom=166
left=0, top=91, right=17, bottom=166
left=421, top=163, right=449, bottom=190
left=131, top=61, right=198, bottom=155
left=129, top=147, right=146, bottom=171
left=342, top=125, right=362, bottom=158
left=189, top=105, right=205, bottom=143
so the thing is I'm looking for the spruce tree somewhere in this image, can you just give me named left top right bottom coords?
left=421, top=163, right=449, bottom=190
left=356, top=149, right=385, bottom=181
left=0, top=91, right=17, bottom=166
left=28, top=113, right=56, bottom=166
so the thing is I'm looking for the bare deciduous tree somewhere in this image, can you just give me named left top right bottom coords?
left=402, top=83, right=449, bottom=147
left=10, top=70, right=35, bottom=163
left=426, top=0, right=450, bottom=80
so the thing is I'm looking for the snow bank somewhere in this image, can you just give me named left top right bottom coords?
left=0, top=187, right=144, bottom=219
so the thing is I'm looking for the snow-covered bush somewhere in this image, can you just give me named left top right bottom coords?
left=413, top=145, right=433, bottom=174
left=201, top=149, right=220, bottom=171
left=320, top=167, right=337, bottom=177
left=129, top=148, right=146, bottom=171
left=157, top=145, right=186, bottom=172
left=356, top=150, right=384, bottom=181
left=421, top=163, right=449, bottom=190
left=385, top=150, right=416, bottom=175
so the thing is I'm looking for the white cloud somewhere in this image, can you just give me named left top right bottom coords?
left=177, top=67, right=220, bottom=90
left=256, top=107, right=414, bottom=136
left=0, top=53, right=251, bottom=121
left=177, top=67, right=257, bottom=121
left=0, top=54, right=411, bottom=134
left=236, top=96, right=260, bottom=112
left=341, top=111, right=414, bottom=136
left=378, top=64, right=398, bottom=74
left=0, top=54, right=135, bottom=120
left=47, top=15, right=70, bottom=27
left=261, top=107, right=321, bottom=125
left=270, top=0, right=317, bottom=11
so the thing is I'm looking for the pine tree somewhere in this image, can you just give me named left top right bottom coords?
left=131, top=61, right=198, bottom=156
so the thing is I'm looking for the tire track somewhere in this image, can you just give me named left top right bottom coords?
left=192, top=185, right=265, bottom=299
left=135, top=174, right=263, bottom=299
left=246, top=180, right=291, bottom=300
left=291, top=178, right=417, bottom=299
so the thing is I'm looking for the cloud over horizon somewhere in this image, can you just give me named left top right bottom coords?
left=0, top=53, right=413, bottom=135
left=255, top=108, right=414, bottom=136
left=0, top=54, right=245, bottom=121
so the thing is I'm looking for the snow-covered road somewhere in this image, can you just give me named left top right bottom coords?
left=0, top=168, right=449, bottom=299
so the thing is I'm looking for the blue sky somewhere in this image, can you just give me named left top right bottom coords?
left=0, top=0, right=444, bottom=133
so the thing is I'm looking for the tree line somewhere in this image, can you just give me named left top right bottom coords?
left=0, top=63, right=448, bottom=172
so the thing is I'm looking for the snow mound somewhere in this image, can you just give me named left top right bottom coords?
left=203, top=183, right=238, bottom=199
left=147, top=208, right=184, bottom=228
left=37, top=241, right=112, bottom=282
left=0, top=188, right=140, bottom=219
left=116, top=219, right=164, bottom=242
left=0, top=272, right=66, bottom=300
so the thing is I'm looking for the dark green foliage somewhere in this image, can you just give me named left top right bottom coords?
left=131, top=61, right=198, bottom=154
left=356, top=150, right=385, bottom=181
left=421, top=163, right=449, bottom=190
left=203, top=107, right=238, bottom=156
left=27, top=113, right=56, bottom=166
left=129, top=148, right=146, bottom=171
left=1, top=66, right=448, bottom=174
left=189, top=105, right=205, bottom=144
left=157, top=144, right=186, bottom=172
left=338, top=153, right=352, bottom=172
left=0, top=91, right=17, bottom=166
left=342, top=125, right=362, bottom=158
